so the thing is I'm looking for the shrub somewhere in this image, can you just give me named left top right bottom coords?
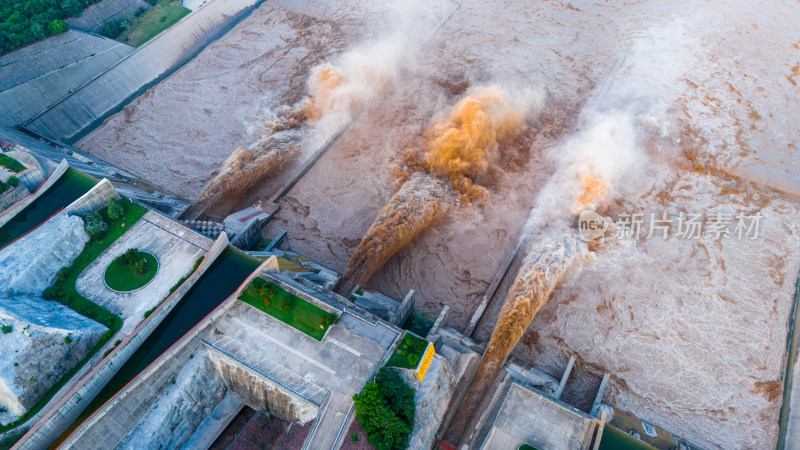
left=351, top=434, right=358, bottom=442
left=56, top=267, right=70, bottom=283
left=133, top=258, right=147, bottom=276
left=64, top=335, right=73, bottom=344
left=42, top=286, right=61, bottom=300
left=134, top=6, right=147, bottom=17
left=277, top=296, right=294, bottom=313
left=83, top=212, right=108, bottom=239
left=47, top=19, right=68, bottom=35
left=159, top=15, right=167, bottom=22
left=352, top=369, right=415, bottom=450
left=120, top=248, right=140, bottom=266
left=1, top=325, right=12, bottom=334
left=107, top=197, right=125, bottom=220
left=7, top=176, right=19, bottom=187
left=100, top=19, right=130, bottom=38
left=145, top=0, right=157, bottom=5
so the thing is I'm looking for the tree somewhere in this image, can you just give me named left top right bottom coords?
left=47, top=19, right=67, bottom=35
left=7, top=176, right=19, bottom=187
left=133, top=259, right=147, bottom=276
left=120, top=248, right=140, bottom=265
left=107, top=197, right=125, bottom=220
left=352, top=368, right=415, bottom=450
left=83, top=212, right=107, bottom=238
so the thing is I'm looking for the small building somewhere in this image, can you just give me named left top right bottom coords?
left=479, top=382, right=597, bottom=450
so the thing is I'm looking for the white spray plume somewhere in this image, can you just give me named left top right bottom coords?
left=306, top=34, right=413, bottom=139
left=523, top=18, right=699, bottom=237
left=304, top=0, right=455, bottom=141
left=524, top=110, right=641, bottom=234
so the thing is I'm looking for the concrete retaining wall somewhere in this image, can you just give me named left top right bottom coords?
left=265, top=274, right=341, bottom=316
left=0, top=159, right=69, bottom=230
left=11, top=233, right=231, bottom=450
left=389, top=290, right=415, bottom=327
left=64, top=178, right=120, bottom=216
left=207, top=350, right=319, bottom=423
left=24, top=0, right=264, bottom=143
left=4, top=150, right=46, bottom=191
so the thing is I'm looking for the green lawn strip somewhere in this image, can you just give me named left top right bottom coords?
left=0, top=154, right=25, bottom=173
left=117, top=0, right=190, bottom=47
left=385, top=333, right=428, bottom=370
left=0, top=199, right=148, bottom=433
left=238, top=277, right=338, bottom=341
left=144, top=256, right=204, bottom=319
left=104, top=251, right=158, bottom=291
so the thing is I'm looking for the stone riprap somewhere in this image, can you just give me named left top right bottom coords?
left=0, top=213, right=88, bottom=295
left=397, top=354, right=456, bottom=450
left=0, top=212, right=105, bottom=425
left=0, top=296, right=108, bottom=425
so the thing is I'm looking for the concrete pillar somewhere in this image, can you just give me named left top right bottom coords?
left=392, top=289, right=415, bottom=327
left=427, top=305, right=449, bottom=341
left=464, top=295, right=489, bottom=337
left=554, top=356, right=575, bottom=400
left=590, top=372, right=610, bottom=417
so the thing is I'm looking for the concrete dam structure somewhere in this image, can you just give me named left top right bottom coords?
left=20, top=0, right=266, bottom=143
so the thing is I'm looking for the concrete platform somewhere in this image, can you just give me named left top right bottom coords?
left=480, top=383, right=596, bottom=450
left=207, top=300, right=398, bottom=448
left=76, top=211, right=211, bottom=333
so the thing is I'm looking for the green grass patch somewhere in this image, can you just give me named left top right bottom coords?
left=385, top=333, right=428, bottom=369
left=104, top=250, right=158, bottom=291
left=238, top=277, right=338, bottom=341
left=0, top=154, right=25, bottom=173
left=0, top=198, right=148, bottom=434
left=117, top=0, right=190, bottom=47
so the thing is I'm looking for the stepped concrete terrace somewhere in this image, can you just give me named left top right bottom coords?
left=63, top=269, right=400, bottom=449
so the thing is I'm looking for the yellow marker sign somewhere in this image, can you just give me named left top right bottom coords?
left=415, top=342, right=435, bottom=381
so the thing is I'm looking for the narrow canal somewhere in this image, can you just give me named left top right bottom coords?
left=51, top=246, right=260, bottom=447
left=0, top=168, right=97, bottom=248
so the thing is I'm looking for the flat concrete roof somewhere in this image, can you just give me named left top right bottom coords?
left=206, top=299, right=398, bottom=448
left=481, top=383, right=596, bottom=450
